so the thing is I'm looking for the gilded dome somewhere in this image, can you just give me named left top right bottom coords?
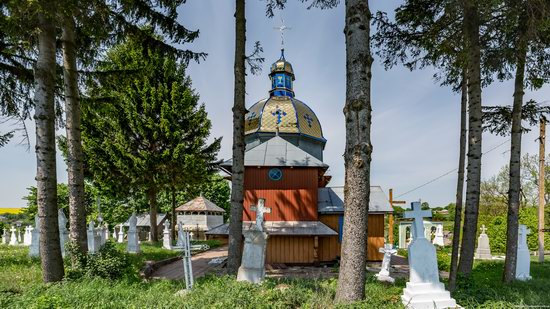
left=244, top=96, right=324, bottom=141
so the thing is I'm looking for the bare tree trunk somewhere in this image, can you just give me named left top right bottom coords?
left=171, top=187, right=177, bottom=241
left=458, top=0, right=483, bottom=277
left=148, top=187, right=159, bottom=242
left=538, top=119, right=546, bottom=263
left=503, top=9, right=528, bottom=283
left=35, top=8, right=64, bottom=283
left=449, top=72, right=468, bottom=291
left=62, top=16, right=87, bottom=253
left=227, top=0, right=246, bottom=275
left=335, top=0, right=372, bottom=303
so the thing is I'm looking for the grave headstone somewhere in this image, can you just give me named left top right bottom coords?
left=88, top=221, right=98, bottom=253
left=163, top=220, right=172, bottom=250
left=9, top=226, right=17, bottom=245
left=432, top=225, right=444, bottom=246
left=117, top=224, right=125, bottom=243
left=401, top=201, right=457, bottom=309
left=516, top=224, right=531, bottom=281
left=58, top=210, right=69, bottom=257
left=127, top=213, right=140, bottom=253
left=181, top=229, right=193, bottom=290
left=237, top=198, right=270, bottom=284
left=23, top=226, right=32, bottom=246
left=1, top=229, right=8, bottom=244
left=176, top=222, right=185, bottom=247
left=101, top=223, right=108, bottom=245
left=112, top=227, right=118, bottom=240
left=29, top=215, right=40, bottom=257
left=376, top=243, right=397, bottom=283
left=474, top=225, right=492, bottom=260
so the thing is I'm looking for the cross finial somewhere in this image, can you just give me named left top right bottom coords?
left=404, top=201, right=432, bottom=240
left=250, top=198, right=271, bottom=231
left=480, top=224, right=487, bottom=234
left=274, top=16, right=291, bottom=53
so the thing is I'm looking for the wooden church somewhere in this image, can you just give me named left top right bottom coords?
left=208, top=49, right=393, bottom=263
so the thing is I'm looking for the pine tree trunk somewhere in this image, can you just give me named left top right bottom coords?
left=449, top=72, right=468, bottom=291
left=335, top=0, right=372, bottom=303
left=458, top=0, right=483, bottom=277
left=148, top=187, right=159, bottom=242
left=171, top=188, right=177, bottom=241
left=62, top=16, right=88, bottom=253
left=503, top=9, right=528, bottom=283
left=227, top=0, right=246, bottom=275
left=35, top=8, right=64, bottom=283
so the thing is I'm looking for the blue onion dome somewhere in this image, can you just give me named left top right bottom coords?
left=244, top=49, right=326, bottom=161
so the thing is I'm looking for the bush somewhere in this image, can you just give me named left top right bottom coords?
left=66, top=241, right=130, bottom=280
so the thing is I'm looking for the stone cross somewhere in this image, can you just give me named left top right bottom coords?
left=480, top=224, right=488, bottom=234
left=518, top=225, right=531, bottom=248
left=163, top=220, right=172, bottom=250
left=404, top=201, right=432, bottom=240
left=377, top=244, right=397, bottom=282
left=9, top=226, right=17, bottom=245
left=250, top=198, right=271, bottom=231
left=88, top=221, right=97, bottom=253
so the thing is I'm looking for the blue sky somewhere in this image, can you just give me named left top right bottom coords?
left=0, top=0, right=548, bottom=209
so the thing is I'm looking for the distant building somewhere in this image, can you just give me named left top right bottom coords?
left=123, top=213, right=168, bottom=240
left=175, top=196, right=225, bottom=240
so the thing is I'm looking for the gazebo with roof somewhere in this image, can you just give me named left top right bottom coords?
left=175, top=195, right=225, bottom=240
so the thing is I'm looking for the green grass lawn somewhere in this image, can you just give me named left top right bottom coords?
left=0, top=244, right=549, bottom=308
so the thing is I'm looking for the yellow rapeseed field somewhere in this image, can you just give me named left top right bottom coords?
left=0, top=208, right=23, bottom=214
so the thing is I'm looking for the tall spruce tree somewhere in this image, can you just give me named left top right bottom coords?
left=81, top=37, right=219, bottom=242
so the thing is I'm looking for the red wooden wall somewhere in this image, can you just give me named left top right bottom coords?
left=243, top=167, right=319, bottom=221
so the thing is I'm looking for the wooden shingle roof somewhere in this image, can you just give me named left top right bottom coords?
left=175, top=196, right=226, bottom=213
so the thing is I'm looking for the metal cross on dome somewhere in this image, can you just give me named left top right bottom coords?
left=274, top=16, right=291, bottom=51
left=303, top=114, right=314, bottom=127
left=272, top=105, right=286, bottom=124
left=404, top=201, right=432, bottom=240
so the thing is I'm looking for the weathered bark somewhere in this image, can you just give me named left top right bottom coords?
left=35, top=8, right=64, bottom=282
left=449, top=72, right=468, bottom=291
left=148, top=187, right=159, bottom=242
left=538, top=118, right=546, bottom=263
left=458, top=0, right=483, bottom=277
left=171, top=188, right=177, bottom=241
left=62, top=17, right=88, bottom=253
left=503, top=8, right=528, bottom=283
left=335, top=0, right=372, bottom=303
left=227, top=0, right=246, bottom=275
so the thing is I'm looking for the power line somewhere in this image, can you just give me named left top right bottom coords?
left=396, top=139, right=511, bottom=198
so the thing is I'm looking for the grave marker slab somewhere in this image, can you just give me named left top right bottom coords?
left=127, top=213, right=140, bottom=253
left=516, top=224, right=531, bottom=281
left=475, top=225, right=492, bottom=260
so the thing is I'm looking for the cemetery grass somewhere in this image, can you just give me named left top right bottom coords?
left=1, top=245, right=550, bottom=308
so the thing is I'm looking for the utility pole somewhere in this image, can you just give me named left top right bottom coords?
left=388, top=188, right=406, bottom=245
left=538, top=118, right=546, bottom=263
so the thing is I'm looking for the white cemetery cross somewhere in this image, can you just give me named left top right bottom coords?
left=127, top=213, right=140, bottom=253
left=9, top=226, right=17, bottom=245
left=87, top=221, right=98, bottom=253
left=112, top=227, right=118, bottom=240
left=162, top=220, right=172, bottom=249
left=432, top=224, right=444, bottom=246
left=474, top=225, right=492, bottom=260
left=23, top=226, right=32, bottom=246
left=516, top=224, right=532, bottom=281
left=237, top=198, right=271, bottom=284
left=117, top=224, right=125, bottom=243
left=376, top=243, right=397, bottom=283
left=1, top=228, right=8, bottom=244
left=29, top=215, right=40, bottom=257
left=58, top=210, right=69, bottom=257
left=401, top=201, right=457, bottom=309
left=102, top=223, right=109, bottom=245
left=181, top=229, right=194, bottom=290
left=176, top=222, right=185, bottom=247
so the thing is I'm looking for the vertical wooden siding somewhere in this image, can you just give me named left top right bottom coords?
left=266, top=236, right=314, bottom=264
left=319, top=214, right=385, bottom=261
left=244, top=167, right=319, bottom=221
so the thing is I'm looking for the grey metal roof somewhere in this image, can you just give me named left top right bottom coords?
left=206, top=221, right=337, bottom=236
left=123, top=213, right=167, bottom=227
left=317, top=186, right=393, bottom=214
left=221, top=136, right=328, bottom=168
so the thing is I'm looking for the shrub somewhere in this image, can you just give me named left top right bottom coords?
left=66, top=241, right=129, bottom=280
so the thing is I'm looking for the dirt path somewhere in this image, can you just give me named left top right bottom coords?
left=151, top=245, right=228, bottom=280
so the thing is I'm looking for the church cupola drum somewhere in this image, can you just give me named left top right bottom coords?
left=244, top=49, right=326, bottom=161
